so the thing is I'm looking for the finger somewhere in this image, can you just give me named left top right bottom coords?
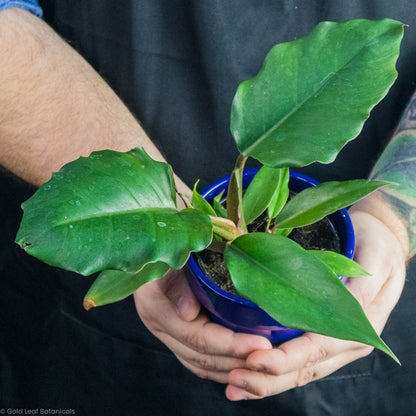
left=135, top=278, right=272, bottom=360
left=245, top=332, right=361, bottom=376
left=176, top=356, right=235, bottom=384
left=155, top=323, right=249, bottom=374
left=226, top=384, right=262, bottom=401
left=152, top=310, right=273, bottom=358
left=226, top=343, right=372, bottom=399
left=158, top=269, right=201, bottom=322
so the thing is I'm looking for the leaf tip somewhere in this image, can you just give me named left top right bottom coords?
left=83, top=297, right=97, bottom=311
left=16, top=240, right=31, bottom=251
left=378, top=338, right=401, bottom=365
left=387, top=350, right=401, bottom=366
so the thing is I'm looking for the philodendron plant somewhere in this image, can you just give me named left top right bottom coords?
left=16, top=19, right=403, bottom=362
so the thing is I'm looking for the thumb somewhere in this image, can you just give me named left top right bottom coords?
left=158, top=269, right=201, bottom=322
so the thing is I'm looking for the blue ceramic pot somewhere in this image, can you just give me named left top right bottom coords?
left=186, top=169, right=355, bottom=343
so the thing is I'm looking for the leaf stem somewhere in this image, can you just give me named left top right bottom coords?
left=226, top=155, right=248, bottom=233
left=209, top=215, right=242, bottom=241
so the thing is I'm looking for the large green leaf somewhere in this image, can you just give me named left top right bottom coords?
left=16, top=147, right=212, bottom=275
left=231, top=19, right=403, bottom=168
left=225, top=233, right=397, bottom=361
left=84, top=262, right=170, bottom=309
left=309, top=250, right=370, bottom=277
left=274, top=179, right=391, bottom=229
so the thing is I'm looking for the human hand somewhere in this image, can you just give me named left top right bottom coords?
left=133, top=268, right=272, bottom=383
left=225, top=196, right=407, bottom=400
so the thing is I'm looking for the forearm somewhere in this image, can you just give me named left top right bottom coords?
left=0, top=8, right=188, bottom=193
left=362, top=90, right=416, bottom=259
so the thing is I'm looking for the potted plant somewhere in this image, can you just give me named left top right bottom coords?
left=15, top=19, right=403, bottom=362
left=185, top=168, right=355, bottom=344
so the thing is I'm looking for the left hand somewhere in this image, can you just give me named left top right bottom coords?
left=226, top=197, right=407, bottom=400
left=134, top=269, right=272, bottom=384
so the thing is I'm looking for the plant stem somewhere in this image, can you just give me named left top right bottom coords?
left=265, top=216, right=272, bottom=231
left=209, top=215, right=242, bottom=241
left=226, top=155, right=248, bottom=233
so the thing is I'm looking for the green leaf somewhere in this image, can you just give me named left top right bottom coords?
left=224, top=233, right=397, bottom=361
left=242, top=166, right=287, bottom=224
left=309, top=250, right=371, bottom=277
left=213, top=191, right=227, bottom=218
left=274, top=227, right=293, bottom=237
left=231, top=19, right=403, bottom=168
left=84, top=262, right=170, bottom=309
left=192, top=181, right=216, bottom=216
left=267, top=168, right=290, bottom=219
left=274, top=179, right=391, bottom=229
left=16, top=147, right=212, bottom=275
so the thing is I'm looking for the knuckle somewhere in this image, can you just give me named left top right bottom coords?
left=296, top=367, right=319, bottom=387
left=302, top=334, right=329, bottom=367
left=195, top=354, right=216, bottom=371
left=227, top=337, right=240, bottom=357
left=187, top=332, right=209, bottom=354
left=305, top=345, right=329, bottom=367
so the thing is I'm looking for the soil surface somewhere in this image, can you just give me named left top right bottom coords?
left=196, top=215, right=341, bottom=296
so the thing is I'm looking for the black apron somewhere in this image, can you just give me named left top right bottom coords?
left=1, top=1, right=416, bottom=414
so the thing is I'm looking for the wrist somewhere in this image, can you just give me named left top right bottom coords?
left=349, top=191, right=410, bottom=258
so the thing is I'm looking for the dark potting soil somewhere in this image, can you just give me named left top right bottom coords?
left=196, top=215, right=341, bottom=297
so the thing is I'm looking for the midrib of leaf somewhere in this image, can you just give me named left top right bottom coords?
left=241, top=32, right=388, bottom=156
left=228, top=241, right=318, bottom=294
left=243, top=71, right=335, bottom=156
left=52, top=207, right=178, bottom=227
left=275, top=189, right=366, bottom=227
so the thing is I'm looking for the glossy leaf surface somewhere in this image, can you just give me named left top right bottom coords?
left=231, top=19, right=403, bottom=168
left=309, top=250, right=370, bottom=277
left=84, top=262, right=170, bottom=309
left=192, top=182, right=216, bottom=216
left=213, top=191, right=227, bottom=218
left=16, top=147, right=212, bottom=275
left=242, top=166, right=287, bottom=224
left=267, top=168, right=290, bottom=219
left=225, top=233, right=397, bottom=360
left=274, top=179, right=391, bottom=229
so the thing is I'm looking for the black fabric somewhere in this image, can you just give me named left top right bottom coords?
left=2, top=1, right=416, bottom=414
